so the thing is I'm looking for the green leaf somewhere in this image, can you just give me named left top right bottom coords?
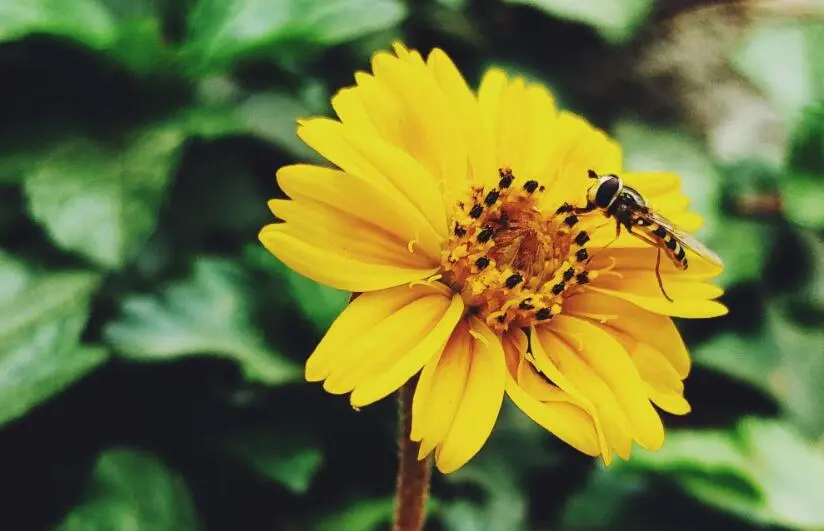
left=245, top=245, right=349, bottom=333
left=504, top=0, right=653, bottom=43
left=628, top=418, right=824, bottom=529
left=692, top=329, right=779, bottom=394
left=184, top=0, right=407, bottom=74
left=0, top=0, right=173, bottom=74
left=731, top=22, right=824, bottom=122
left=181, top=89, right=321, bottom=160
left=0, top=0, right=115, bottom=48
left=0, top=255, right=104, bottom=426
left=57, top=448, right=200, bottom=531
left=313, top=498, right=395, bottom=531
left=24, top=125, right=185, bottom=270
left=105, top=257, right=301, bottom=385
left=784, top=104, right=824, bottom=229
left=222, top=428, right=323, bottom=494
left=438, top=402, right=552, bottom=531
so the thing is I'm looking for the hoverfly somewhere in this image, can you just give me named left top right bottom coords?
left=572, top=169, right=723, bottom=301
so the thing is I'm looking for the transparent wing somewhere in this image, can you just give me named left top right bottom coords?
left=642, top=210, right=724, bottom=267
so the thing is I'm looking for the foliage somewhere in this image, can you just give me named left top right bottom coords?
left=0, top=0, right=822, bottom=530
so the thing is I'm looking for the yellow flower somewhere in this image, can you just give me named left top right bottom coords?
left=259, top=43, right=727, bottom=474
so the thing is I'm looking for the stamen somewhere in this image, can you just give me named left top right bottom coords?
left=440, top=167, right=609, bottom=333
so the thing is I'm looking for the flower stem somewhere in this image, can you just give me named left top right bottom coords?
left=393, top=378, right=431, bottom=531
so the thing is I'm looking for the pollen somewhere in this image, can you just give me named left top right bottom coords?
left=441, top=168, right=604, bottom=332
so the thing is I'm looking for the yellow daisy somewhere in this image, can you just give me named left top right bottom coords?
left=259, top=42, right=727, bottom=474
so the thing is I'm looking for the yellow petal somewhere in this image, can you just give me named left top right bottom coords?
left=588, top=272, right=728, bottom=318
left=411, top=346, right=442, bottom=442
left=296, top=118, right=448, bottom=238
left=321, top=291, right=458, bottom=396
left=502, top=333, right=602, bottom=457
left=305, top=283, right=452, bottom=382
left=259, top=224, right=436, bottom=293
left=275, top=164, right=443, bottom=262
left=416, top=320, right=473, bottom=457
left=435, top=318, right=506, bottom=473
left=552, top=315, right=666, bottom=451
left=331, top=87, right=378, bottom=137
left=588, top=247, right=724, bottom=281
left=564, top=291, right=692, bottom=378
left=534, top=327, right=633, bottom=459
left=267, top=199, right=434, bottom=269
left=350, top=293, right=463, bottom=407
left=370, top=50, right=468, bottom=208
left=426, top=48, right=497, bottom=188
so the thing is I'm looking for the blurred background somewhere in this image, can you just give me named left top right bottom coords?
left=1, top=0, right=823, bottom=529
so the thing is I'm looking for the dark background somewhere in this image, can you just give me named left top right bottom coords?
left=1, top=0, right=823, bottom=529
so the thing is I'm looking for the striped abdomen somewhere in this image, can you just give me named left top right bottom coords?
left=647, top=224, right=689, bottom=270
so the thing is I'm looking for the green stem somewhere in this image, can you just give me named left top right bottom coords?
left=393, top=379, right=432, bottom=531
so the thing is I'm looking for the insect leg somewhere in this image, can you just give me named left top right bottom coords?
left=572, top=203, right=597, bottom=215
left=655, top=247, right=674, bottom=302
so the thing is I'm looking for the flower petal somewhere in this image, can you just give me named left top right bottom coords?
left=534, top=327, right=633, bottom=459
left=305, top=283, right=452, bottom=382
left=588, top=270, right=728, bottom=318
left=319, top=287, right=461, bottom=399
left=427, top=48, right=497, bottom=188
left=551, top=315, right=666, bottom=451
left=413, top=320, right=472, bottom=451
left=370, top=50, right=468, bottom=208
left=564, top=291, right=691, bottom=378
left=259, top=224, right=436, bottom=293
left=276, top=163, right=443, bottom=262
left=296, top=118, right=448, bottom=238
left=434, top=317, right=506, bottom=473
left=501, top=332, right=603, bottom=458
left=349, top=293, right=464, bottom=407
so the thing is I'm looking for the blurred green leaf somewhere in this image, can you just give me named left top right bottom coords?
left=766, top=304, right=824, bottom=437
left=105, top=257, right=301, bottom=385
left=505, top=0, right=653, bottom=43
left=784, top=104, right=824, bottom=230
left=184, top=0, right=407, bottom=74
left=560, top=468, right=647, bottom=529
left=629, top=418, right=824, bottom=529
left=245, top=245, right=349, bottom=333
left=0, top=0, right=172, bottom=73
left=439, top=403, right=552, bottom=531
left=0, top=0, right=114, bottom=47
left=731, top=22, right=824, bottom=122
left=57, top=448, right=200, bottom=531
left=692, top=328, right=779, bottom=395
left=182, top=88, right=320, bottom=159
left=695, top=303, right=824, bottom=438
left=222, top=428, right=322, bottom=494
left=313, top=497, right=395, bottom=531
left=24, top=125, right=185, bottom=270
left=0, top=255, right=104, bottom=426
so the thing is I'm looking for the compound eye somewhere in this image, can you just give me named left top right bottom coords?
left=594, top=176, right=621, bottom=208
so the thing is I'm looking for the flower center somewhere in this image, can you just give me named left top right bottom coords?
left=441, top=168, right=599, bottom=333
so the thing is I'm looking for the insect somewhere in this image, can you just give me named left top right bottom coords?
left=572, top=170, right=723, bottom=302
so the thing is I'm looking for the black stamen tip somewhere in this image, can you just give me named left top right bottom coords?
left=556, top=203, right=573, bottom=215
left=453, top=223, right=467, bottom=237
left=576, top=272, right=590, bottom=285
left=496, top=314, right=506, bottom=323
left=576, top=248, right=589, bottom=262
left=477, top=227, right=494, bottom=243
left=563, top=215, right=579, bottom=227
left=468, top=305, right=481, bottom=315
left=475, top=256, right=490, bottom=269
left=535, top=308, right=551, bottom=320
left=469, top=204, right=484, bottom=219
left=484, top=189, right=500, bottom=206
left=524, top=180, right=539, bottom=193
left=519, top=298, right=534, bottom=310
left=498, top=171, right=514, bottom=189
left=563, top=267, right=575, bottom=282
left=574, top=231, right=590, bottom=246
left=551, top=282, right=565, bottom=295
left=587, top=169, right=598, bottom=179
left=505, top=273, right=523, bottom=289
